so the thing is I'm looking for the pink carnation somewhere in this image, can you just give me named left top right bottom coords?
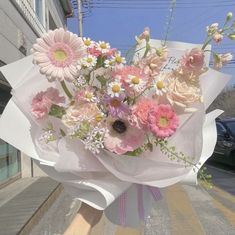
left=129, top=97, right=157, bottom=129
left=138, top=49, right=168, bottom=78
left=112, top=66, right=148, bottom=83
left=112, top=66, right=150, bottom=95
left=105, top=48, right=118, bottom=57
left=31, top=87, right=65, bottom=119
left=181, top=48, right=205, bottom=72
left=148, top=104, right=179, bottom=138
left=88, top=47, right=102, bottom=57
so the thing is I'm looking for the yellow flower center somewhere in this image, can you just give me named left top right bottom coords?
left=100, top=43, right=107, bottom=49
left=53, top=49, right=67, bottom=62
left=84, top=40, right=91, bottom=46
left=156, top=80, right=164, bottom=90
left=95, top=114, right=103, bottom=122
left=115, top=56, right=122, bottom=64
left=159, top=117, right=169, bottom=128
left=86, top=57, right=93, bottom=63
left=85, top=92, right=93, bottom=99
left=131, top=76, right=140, bottom=85
left=110, top=99, right=121, bottom=107
left=109, top=61, right=114, bottom=65
left=112, top=84, right=121, bottom=93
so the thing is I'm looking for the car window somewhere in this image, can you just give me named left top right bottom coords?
left=225, top=121, right=235, bottom=136
left=216, top=123, right=226, bottom=135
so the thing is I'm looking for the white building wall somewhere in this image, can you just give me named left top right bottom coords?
left=0, top=0, right=70, bottom=179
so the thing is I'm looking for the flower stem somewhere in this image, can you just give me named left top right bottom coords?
left=157, top=139, right=212, bottom=188
left=201, top=37, right=212, bottom=50
left=60, top=80, right=73, bottom=100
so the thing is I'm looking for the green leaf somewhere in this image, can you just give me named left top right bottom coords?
left=96, top=76, right=107, bottom=87
left=228, top=33, right=235, bottom=40
left=60, top=128, right=66, bottom=137
left=96, top=56, right=105, bottom=68
left=48, top=104, right=66, bottom=119
left=126, top=148, right=143, bottom=156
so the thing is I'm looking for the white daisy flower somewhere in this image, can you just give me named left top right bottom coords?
left=84, top=90, right=97, bottom=102
left=108, top=80, right=124, bottom=97
left=112, top=52, right=126, bottom=66
left=104, top=59, right=115, bottom=68
left=77, top=55, right=97, bottom=69
left=154, top=79, right=167, bottom=96
left=127, top=75, right=146, bottom=92
left=83, top=37, right=95, bottom=48
left=97, top=41, right=110, bottom=53
left=105, top=52, right=126, bottom=69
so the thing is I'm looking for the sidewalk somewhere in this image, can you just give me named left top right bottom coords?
left=1, top=175, right=235, bottom=234
left=29, top=183, right=235, bottom=235
left=0, top=177, right=62, bottom=235
left=91, top=184, right=235, bottom=235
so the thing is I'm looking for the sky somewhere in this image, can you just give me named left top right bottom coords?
left=67, top=0, right=235, bottom=86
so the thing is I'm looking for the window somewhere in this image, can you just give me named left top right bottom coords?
left=49, top=11, right=57, bottom=30
left=0, top=61, right=11, bottom=114
left=0, top=62, right=21, bottom=185
left=225, top=121, right=235, bottom=137
left=216, top=123, right=226, bottom=135
left=0, top=140, right=21, bottom=183
left=34, top=0, right=45, bottom=26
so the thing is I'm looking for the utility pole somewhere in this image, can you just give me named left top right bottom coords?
left=77, top=0, right=83, bottom=37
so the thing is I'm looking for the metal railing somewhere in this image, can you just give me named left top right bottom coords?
left=11, top=0, right=46, bottom=36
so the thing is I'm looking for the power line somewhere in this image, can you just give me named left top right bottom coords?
left=86, top=0, right=235, bottom=8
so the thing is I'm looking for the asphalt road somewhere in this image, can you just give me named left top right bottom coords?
left=206, top=162, right=235, bottom=195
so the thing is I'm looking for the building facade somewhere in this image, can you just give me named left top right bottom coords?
left=0, top=0, right=73, bottom=187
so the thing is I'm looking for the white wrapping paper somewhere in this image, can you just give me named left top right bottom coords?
left=0, top=40, right=231, bottom=226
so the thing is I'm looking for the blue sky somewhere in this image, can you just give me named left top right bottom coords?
left=67, top=0, right=235, bottom=85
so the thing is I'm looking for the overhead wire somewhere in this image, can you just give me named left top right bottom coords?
left=85, top=0, right=235, bottom=10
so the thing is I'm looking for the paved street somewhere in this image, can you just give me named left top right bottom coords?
left=29, top=165, right=235, bottom=235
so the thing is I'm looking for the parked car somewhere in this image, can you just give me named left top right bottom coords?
left=210, top=118, right=235, bottom=168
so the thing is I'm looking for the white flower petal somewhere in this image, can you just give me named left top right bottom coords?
left=42, top=32, right=55, bottom=46
left=69, top=64, right=78, bottom=76
left=63, top=67, right=74, bottom=81
left=35, top=55, right=50, bottom=64
left=44, top=65, right=55, bottom=76
left=57, top=68, right=64, bottom=81
left=33, top=44, right=48, bottom=53
left=54, top=28, right=64, bottom=42
left=63, top=31, right=71, bottom=43
left=36, top=38, right=49, bottom=50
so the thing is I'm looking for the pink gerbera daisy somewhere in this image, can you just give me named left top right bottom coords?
left=32, top=28, right=86, bottom=82
left=148, top=104, right=179, bottom=138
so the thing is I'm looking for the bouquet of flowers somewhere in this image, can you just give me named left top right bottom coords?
left=0, top=13, right=234, bottom=226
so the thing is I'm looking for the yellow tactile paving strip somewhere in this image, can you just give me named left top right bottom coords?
left=211, top=186, right=235, bottom=227
left=90, top=184, right=235, bottom=235
left=164, top=184, right=205, bottom=235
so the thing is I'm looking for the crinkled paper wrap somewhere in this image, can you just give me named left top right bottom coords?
left=0, top=40, right=231, bottom=226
